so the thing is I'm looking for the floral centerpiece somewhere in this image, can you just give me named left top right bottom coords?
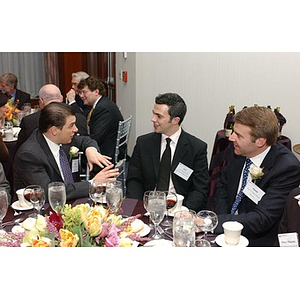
left=4, top=97, right=20, bottom=126
left=0, top=203, right=149, bottom=247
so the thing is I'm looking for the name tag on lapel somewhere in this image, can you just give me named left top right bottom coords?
left=72, top=158, right=79, bottom=173
left=174, top=162, right=193, bottom=181
left=278, top=232, right=299, bottom=247
left=243, top=181, right=265, bottom=204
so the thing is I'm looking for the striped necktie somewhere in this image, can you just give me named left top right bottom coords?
left=59, top=146, right=74, bottom=184
left=86, top=107, right=94, bottom=125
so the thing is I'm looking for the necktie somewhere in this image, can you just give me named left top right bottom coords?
left=156, top=137, right=172, bottom=191
left=230, top=158, right=252, bottom=214
left=86, top=107, right=94, bottom=125
left=59, top=146, right=74, bottom=184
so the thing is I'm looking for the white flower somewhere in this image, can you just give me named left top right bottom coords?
left=69, top=146, right=79, bottom=158
left=250, top=166, right=264, bottom=181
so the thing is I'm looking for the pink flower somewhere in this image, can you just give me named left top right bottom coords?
left=104, top=223, right=120, bottom=247
left=99, top=222, right=109, bottom=238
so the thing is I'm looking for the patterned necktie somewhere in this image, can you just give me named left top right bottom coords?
left=86, top=107, right=94, bottom=125
left=156, top=137, right=172, bottom=191
left=59, top=146, right=74, bottom=184
left=230, top=158, right=252, bottom=214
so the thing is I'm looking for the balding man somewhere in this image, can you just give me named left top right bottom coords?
left=16, top=84, right=88, bottom=148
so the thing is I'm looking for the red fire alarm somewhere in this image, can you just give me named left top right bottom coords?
left=122, top=71, right=128, bottom=82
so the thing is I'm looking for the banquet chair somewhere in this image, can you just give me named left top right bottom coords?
left=78, top=151, right=90, bottom=181
left=114, top=115, right=132, bottom=196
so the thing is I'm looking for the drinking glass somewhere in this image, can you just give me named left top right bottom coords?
left=196, top=210, right=218, bottom=241
left=147, top=191, right=166, bottom=240
left=143, top=190, right=153, bottom=228
left=106, top=180, right=123, bottom=214
left=89, top=180, right=106, bottom=206
left=172, top=210, right=195, bottom=247
left=48, top=182, right=67, bottom=214
left=0, top=188, right=8, bottom=230
left=23, top=185, right=45, bottom=218
left=160, top=191, right=177, bottom=229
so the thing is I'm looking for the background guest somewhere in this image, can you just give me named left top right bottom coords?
left=126, top=92, right=209, bottom=212
left=13, top=102, right=118, bottom=201
left=0, top=73, right=30, bottom=110
left=213, top=106, right=300, bottom=246
left=16, top=84, right=88, bottom=149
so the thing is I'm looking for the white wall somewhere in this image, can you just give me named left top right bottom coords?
left=116, top=52, right=300, bottom=163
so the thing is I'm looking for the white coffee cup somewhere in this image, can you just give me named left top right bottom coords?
left=222, top=221, right=244, bottom=245
left=4, top=129, right=14, bottom=140
left=16, top=188, right=29, bottom=207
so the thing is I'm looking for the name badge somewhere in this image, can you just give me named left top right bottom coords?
left=243, top=181, right=265, bottom=204
left=72, top=158, right=79, bottom=173
left=278, top=232, right=299, bottom=247
left=174, top=162, right=193, bottom=181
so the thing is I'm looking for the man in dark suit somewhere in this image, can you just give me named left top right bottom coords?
left=126, top=93, right=209, bottom=212
left=0, top=73, right=30, bottom=110
left=213, top=106, right=300, bottom=246
left=13, top=102, right=118, bottom=201
left=16, top=84, right=88, bottom=149
left=77, top=76, right=124, bottom=164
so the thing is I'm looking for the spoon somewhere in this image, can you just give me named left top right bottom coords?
left=2, top=216, right=25, bottom=227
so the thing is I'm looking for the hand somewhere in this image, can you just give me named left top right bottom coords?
left=92, top=164, right=119, bottom=183
left=85, top=147, right=112, bottom=171
left=66, top=89, right=76, bottom=103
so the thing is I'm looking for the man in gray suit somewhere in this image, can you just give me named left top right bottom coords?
left=13, top=102, right=119, bottom=201
left=126, top=93, right=209, bottom=212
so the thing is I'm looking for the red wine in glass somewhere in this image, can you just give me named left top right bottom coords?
left=167, top=198, right=177, bottom=210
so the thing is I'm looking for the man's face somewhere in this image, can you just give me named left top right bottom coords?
left=1, top=82, right=13, bottom=94
left=78, top=85, right=99, bottom=106
left=229, top=123, right=259, bottom=157
left=151, top=104, right=175, bottom=135
left=56, top=115, right=78, bottom=144
left=71, top=77, right=80, bottom=93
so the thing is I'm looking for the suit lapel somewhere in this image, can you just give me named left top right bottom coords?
left=172, top=130, right=189, bottom=171
left=151, top=133, right=162, bottom=178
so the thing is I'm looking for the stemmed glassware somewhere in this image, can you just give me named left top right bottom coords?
left=161, top=191, right=177, bottom=230
left=24, top=185, right=45, bottom=218
left=143, top=190, right=153, bottom=228
left=196, top=210, right=218, bottom=242
left=147, top=191, right=166, bottom=240
left=89, top=180, right=107, bottom=206
left=48, top=182, right=66, bottom=214
left=106, top=180, right=123, bottom=214
left=0, top=188, right=8, bottom=230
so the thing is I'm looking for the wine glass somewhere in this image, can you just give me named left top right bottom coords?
left=23, top=185, right=45, bottom=218
left=196, top=210, right=218, bottom=242
left=161, top=191, right=177, bottom=229
left=147, top=191, right=166, bottom=240
left=0, top=188, right=8, bottom=231
left=143, top=190, right=154, bottom=228
left=106, top=180, right=123, bottom=214
left=48, top=182, right=66, bottom=214
left=89, top=180, right=106, bottom=206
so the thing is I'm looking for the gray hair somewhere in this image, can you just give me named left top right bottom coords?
left=72, top=71, right=89, bottom=80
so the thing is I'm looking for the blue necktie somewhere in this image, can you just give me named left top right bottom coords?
left=59, top=146, right=74, bottom=184
left=231, top=158, right=252, bottom=214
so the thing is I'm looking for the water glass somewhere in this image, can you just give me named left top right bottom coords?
left=48, top=182, right=66, bottom=214
left=173, top=210, right=195, bottom=247
left=0, top=188, right=8, bottom=230
left=89, top=180, right=106, bottom=205
left=106, top=180, right=123, bottom=214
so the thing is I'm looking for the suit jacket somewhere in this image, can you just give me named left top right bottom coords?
left=13, top=129, right=100, bottom=201
left=213, top=143, right=300, bottom=246
left=126, top=130, right=209, bottom=212
left=14, top=89, right=31, bottom=110
left=16, top=110, right=88, bottom=149
left=88, top=96, right=124, bottom=161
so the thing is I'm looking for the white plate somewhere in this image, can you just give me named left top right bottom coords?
left=3, top=137, right=17, bottom=142
left=11, top=201, right=33, bottom=211
left=168, top=205, right=189, bottom=217
left=137, top=223, right=150, bottom=237
left=215, top=234, right=249, bottom=247
left=144, top=239, right=174, bottom=247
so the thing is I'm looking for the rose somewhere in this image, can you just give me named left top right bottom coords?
left=59, top=229, right=79, bottom=247
left=104, top=223, right=120, bottom=247
left=84, top=215, right=102, bottom=237
left=69, top=146, right=79, bottom=158
left=250, top=166, right=264, bottom=181
left=49, top=211, right=64, bottom=231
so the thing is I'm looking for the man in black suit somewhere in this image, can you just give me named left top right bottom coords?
left=126, top=93, right=209, bottom=212
left=13, top=102, right=118, bottom=201
left=16, top=84, right=88, bottom=149
left=0, top=73, right=30, bottom=110
left=77, top=76, right=124, bottom=163
left=213, top=106, right=300, bottom=246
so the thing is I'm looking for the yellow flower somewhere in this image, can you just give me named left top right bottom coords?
left=84, top=215, right=102, bottom=237
left=59, top=229, right=79, bottom=247
left=32, top=236, right=52, bottom=247
left=72, top=203, right=90, bottom=220
left=35, top=215, right=47, bottom=232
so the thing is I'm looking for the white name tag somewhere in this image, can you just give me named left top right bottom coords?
left=174, top=162, right=193, bottom=181
left=72, top=158, right=79, bottom=173
left=243, top=181, right=265, bottom=204
left=278, top=232, right=299, bottom=247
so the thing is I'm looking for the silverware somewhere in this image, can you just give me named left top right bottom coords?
left=2, top=216, right=25, bottom=227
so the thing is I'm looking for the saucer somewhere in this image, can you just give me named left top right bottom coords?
left=144, top=239, right=174, bottom=247
left=3, top=137, right=17, bottom=142
left=168, top=205, right=189, bottom=217
left=11, top=201, right=33, bottom=211
left=215, top=234, right=249, bottom=247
